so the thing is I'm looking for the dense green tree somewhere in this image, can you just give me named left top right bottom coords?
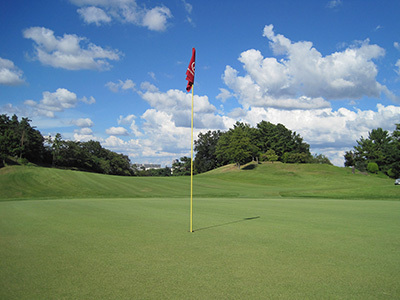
left=261, top=149, right=279, bottom=162
left=172, top=157, right=191, bottom=176
left=367, top=162, right=379, bottom=174
left=256, top=121, right=310, bottom=160
left=216, top=122, right=259, bottom=169
left=194, top=130, right=223, bottom=173
left=0, top=114, right=46, bottom=165
left=0, top=114, right=134, bottom=176
left=345, top=124, right=400, bottom=177
left=194, top=120, right=314, bottom=172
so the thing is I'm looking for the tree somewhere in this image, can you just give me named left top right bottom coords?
left=0, top=114, right=46, bottom=165
left=367, top=162, right=379, bottom=174
left=344, top=124, right=400, bottom=177
left=310, top=154, right=332, bottom=165
left=261, top=149, right=278, bottom=162
left=216, top=122, right=259, bottom=169
left=344, top=151, right=356, bottom=173
left=172, top=157, right=191, bottom=175
left=194, top=130, right=223, bottom=173
left=256, top=121, right=310, bottom=160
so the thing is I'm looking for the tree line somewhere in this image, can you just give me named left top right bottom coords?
left=0, top=114, right=133, bottom=176
left=344, top=124, right=400, bottom=178
left=192, top=121, right=331, bottom=174
left=1, top=115, right=333, bottom=176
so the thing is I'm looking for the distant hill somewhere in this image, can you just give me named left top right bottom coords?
left=0, top=163, right=398, bottom=201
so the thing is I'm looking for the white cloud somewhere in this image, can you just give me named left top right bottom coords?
left=394, top=42, right=400, bottom=51
left=139, top=88, right=228, bottom=129
left=216, top=88, right=233, bottom=102
left=81, top=96, right=96, bottom=104
left=142, top=6, right=172, bottom=31
left=69, top=0, right=172, bottom=31
left=72, top=118, right=94, bottom=127
left=140, top=81, right=159, bottom=92
left=23, top=88, right=94, bottom=118
left=0, top=57, right=25, bottom=85
left=23, top=26, right=122, bottom=70
left=77, top=6, right=111, bottom=25
left=118, top=114, right=136, bottom=125
left=118, top=114, right=142, bottom=137
left=24, top=88, right=78, bottom=117
left=222, top=24, right=397, bottom=112
left=106, top=79, right=136, bottom=92
left=74, top=127, right=97, bottom=141
left=106, top=126, right=129, bottom=136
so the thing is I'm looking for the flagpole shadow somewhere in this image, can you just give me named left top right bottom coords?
left=194, top=216, right=260, bottom=232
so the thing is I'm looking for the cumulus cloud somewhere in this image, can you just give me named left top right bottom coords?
left=140, top=81, right=159, bottom=92
left=23, top=26, right=122, bottom=70
left=72, top=118, right=94, bottom=127
left=74, top=127, right=98, bottom=141
left=24, top=88, right=78, bottom=117
left=0, top=57, right=25, bottom=85
left=118, top=114, right=142, bottom=137
left=77, top=6, right=111, bottom=25
left=70, top=0, right=172, bottom=31
left=81, top=96, right=96, bottom=104
left=216, top=88, right=233, bottom=102
left=106, top=126, right=129, bottom=136
left=23, top=88, right=94, bottom=117
left=222, top=24, right=397, bottom=111
left=139, top=88, right=229, bottom=129
left=106, top=79, right=136, bottom=92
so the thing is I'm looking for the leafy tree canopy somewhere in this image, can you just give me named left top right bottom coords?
left=344, top=124, right=400, bottom=178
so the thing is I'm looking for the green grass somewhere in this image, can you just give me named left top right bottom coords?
left=1, top=162, right=399, bottom=201
left=1, top=164, right=400, bottom=299
left=1, top=198, right=399, bottom=299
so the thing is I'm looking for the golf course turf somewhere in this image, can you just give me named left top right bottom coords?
left=1, top=163, right=399, bottom=299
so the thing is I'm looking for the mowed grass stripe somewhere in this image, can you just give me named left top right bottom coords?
left=1, top=198, right=399, bottom=299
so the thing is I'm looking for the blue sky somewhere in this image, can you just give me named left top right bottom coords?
left=1, top=0, right=400, bottom=167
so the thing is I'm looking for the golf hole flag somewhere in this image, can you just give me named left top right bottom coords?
left=186, top=47, right=196, bottom=232
left=186, top=48, right=196, bottom=92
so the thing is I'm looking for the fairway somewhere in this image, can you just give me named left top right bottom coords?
left=1, top=197, right=399, bottom=299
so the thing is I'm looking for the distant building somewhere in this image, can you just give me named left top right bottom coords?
left=135, top=163, right=162, bottom=171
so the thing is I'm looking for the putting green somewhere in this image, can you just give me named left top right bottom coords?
left=1, top=197, right=399, bottom=299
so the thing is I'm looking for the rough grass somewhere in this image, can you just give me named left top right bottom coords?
left=1, top=164, right=399, bottom=299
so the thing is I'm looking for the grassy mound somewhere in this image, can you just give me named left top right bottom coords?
left=0, top=163, right=398, bottom=201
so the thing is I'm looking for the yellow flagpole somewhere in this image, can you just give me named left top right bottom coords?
left=190, top=84, right=194, bottom=233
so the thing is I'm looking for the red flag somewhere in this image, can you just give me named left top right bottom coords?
left=186, top=48, right=196, bottom=92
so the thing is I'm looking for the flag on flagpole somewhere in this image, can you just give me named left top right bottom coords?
left=186, top=47, right=196, bottom=232
left=186, top=48, right=196, bottom=92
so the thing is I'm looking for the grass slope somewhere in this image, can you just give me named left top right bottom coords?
left=0, top=163, right=399, bottom=201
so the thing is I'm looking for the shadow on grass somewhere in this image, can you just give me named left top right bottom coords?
left=194, top=216, right=260, bottom=232
left=242, top=164, right=258, bottom=170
